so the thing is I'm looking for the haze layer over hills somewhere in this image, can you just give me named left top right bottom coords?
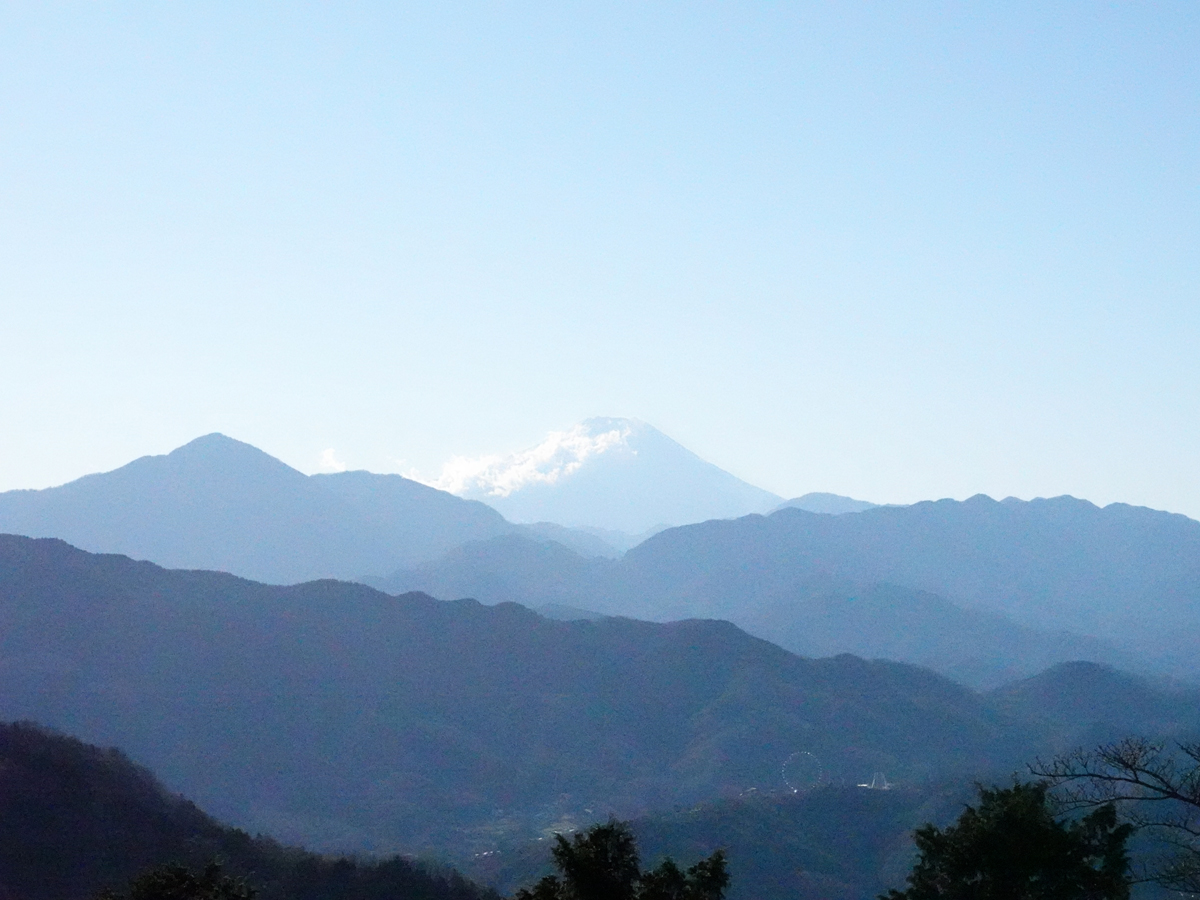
left=428, top=417, right=784, bottom=533
left=6, top=429, right=1199, bottom=687
left=378, top=538, right=1116, bottom=690
left=1, top=534, right=1163, bottom=854
left=380, top=495, right=1200, bottom=686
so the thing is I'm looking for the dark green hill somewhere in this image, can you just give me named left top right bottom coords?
left=0, top=721, right=495, bottom=900
left=0, top=534, right=1031, bottom=854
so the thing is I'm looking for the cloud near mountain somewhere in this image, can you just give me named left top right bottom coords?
left=428, top=420, right=634, bottom=498
left=422, top=417, right=784, bottom=533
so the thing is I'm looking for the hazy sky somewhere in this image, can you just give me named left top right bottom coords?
left=2, top=3, right=1198, bottom=515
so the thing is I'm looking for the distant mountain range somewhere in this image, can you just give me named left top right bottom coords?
left=378, top=494, right=1200, bottom=686
left=8, top=432, right=1200, bottom=894
left=5, top=432, right=1198, bottom=685
left=0, top=434, right=622, bottom=583
left=0, top=429, right=863, bottom=582
left=1, top=534, right=1160, bottom=855
left=373, top=535, right=1119, bottom=689
left=428, top=417, right=787, bottom=533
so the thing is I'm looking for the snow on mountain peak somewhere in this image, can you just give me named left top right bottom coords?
left=416, top=417, right=782, bottom=532
left=428, top=418, right=638, bottom=498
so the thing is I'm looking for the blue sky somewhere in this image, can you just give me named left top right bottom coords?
left=2, top=3, right=1197, bottom=515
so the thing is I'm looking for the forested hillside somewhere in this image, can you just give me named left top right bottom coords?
left=0, top=721, right=495, bottom=900
left=460, top=786, right=975, bottom=900
left=5, top=533, right=1200, bottom=866
left=0, top=534, right=1046, bottom=853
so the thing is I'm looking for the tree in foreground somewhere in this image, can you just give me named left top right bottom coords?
left=881, top=782, right=1131, bottom=900
left=1033, top=736, right=1200, bottom=892
left=99, top=863, right=255, bottom=900
left=513, top=820, right=727, bottom=900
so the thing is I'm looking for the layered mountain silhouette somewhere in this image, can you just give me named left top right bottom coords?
left=0, top=534, right=1115, bottom=854
left=379, top=495, right=1200, bottom=685
left=374, top=535, right=1119, bottom=689
left=429, top=417, right=783, bottom=533
left=0, top=434, right=619, bottom=583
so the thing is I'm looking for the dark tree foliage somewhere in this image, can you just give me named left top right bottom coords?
left=99, top=863, right=255, bottom=900
left=637, top=855, right=729, bottom=900
left=546, top=820, right=641, bottom=900
left=881, top=782, right=1131, bottom=900
left=513, top=820, right=728, bottom=900
left=0, top=722, right=498, bottom=900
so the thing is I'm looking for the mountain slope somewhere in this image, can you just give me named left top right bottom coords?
left=542, top=496, right=1199, bottom=679
left=437, top=418, right=782, bottom=532
left=985, top=661, right=1200, bottom=750
left=0, top=721, right=496, bottom=900
left=0, top=534, right=1038, bottom=853
left=616, top=496, right=1200, bottom=666
left=378, top=532, right=1124, bottom=689
left=0, top=434, right=516, bottom=583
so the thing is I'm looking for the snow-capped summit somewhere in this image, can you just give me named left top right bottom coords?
left=427, top=417, right=782, bottom=533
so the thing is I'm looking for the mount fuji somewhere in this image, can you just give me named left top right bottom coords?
left=427, top=417, right=784, bottom=534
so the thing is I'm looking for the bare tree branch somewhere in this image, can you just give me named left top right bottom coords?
left=1031, top=737, right=1200, bottom=893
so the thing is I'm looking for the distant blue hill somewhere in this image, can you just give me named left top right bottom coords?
left=374, top=532, right=1123, bottom=689
left=0, top=434, right=521, bottom=583
left=772, top=492, right=878, bottom=515
left=612, top=495, right=1200, bottom=681
left=378, top=494, right=1200, bottom=686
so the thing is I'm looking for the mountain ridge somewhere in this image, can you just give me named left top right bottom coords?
left=621, top=494, right=1200, bottom=651
left=378, top=493, right=1200, bottom=685
left=0, top=533, right=1052, bottom=853
left=0, top=434, right=620, bottom=583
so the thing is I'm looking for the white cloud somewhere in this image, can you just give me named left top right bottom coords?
left=423, top=422, right=633, bottom=497
left=319, top=448, right=347, bottom=472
